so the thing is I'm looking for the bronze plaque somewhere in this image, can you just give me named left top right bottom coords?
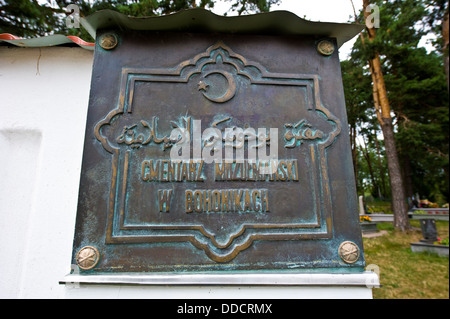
left=72, top=30, right=365, bottom=273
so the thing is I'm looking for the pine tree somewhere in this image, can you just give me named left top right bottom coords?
left=345, top=0, right=449, bottom=225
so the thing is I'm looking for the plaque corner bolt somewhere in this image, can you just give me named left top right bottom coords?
left=99, top=33, right=119, bottom=50
left=76, top=245, right=100, bottom=270
left=338, top=241, right=360, bottom=264
left=316, top=39, right=335, bottom=56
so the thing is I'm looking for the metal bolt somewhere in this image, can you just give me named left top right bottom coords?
left=317, top=39, right=335, bottom=56
left=76, top=246, right=100, bottom=270
left=339, top=241, right=360, bottom=264
left=99, top=33, right=118, bottom=50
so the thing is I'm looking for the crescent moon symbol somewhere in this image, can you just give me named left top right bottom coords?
left=200, top=71, right=237, bottom=103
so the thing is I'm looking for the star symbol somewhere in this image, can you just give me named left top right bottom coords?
left=198, top=80, right=209, bottom=92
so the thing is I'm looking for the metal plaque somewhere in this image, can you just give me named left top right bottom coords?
left=71, top=29, right=365, bottom=274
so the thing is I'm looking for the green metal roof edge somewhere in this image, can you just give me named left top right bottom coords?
left=0, top=34, right=95, bottom=50
left=81, top=8, right=363, bottom=48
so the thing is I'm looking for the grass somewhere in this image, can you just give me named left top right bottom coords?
left=363, top=220, right=449, bottom=299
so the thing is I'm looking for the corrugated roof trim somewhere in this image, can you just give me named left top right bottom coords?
left=81, top=8, right=364, bottom=48
left=1, top=9, right=364, bottom=51
left=0, top=33, right=94, bottom=50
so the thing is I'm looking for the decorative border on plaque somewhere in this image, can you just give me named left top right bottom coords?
left=94, top=42, right=341, bottom=263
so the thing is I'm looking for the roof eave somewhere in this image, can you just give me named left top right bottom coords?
left=81, top=8, right=364, bottom=48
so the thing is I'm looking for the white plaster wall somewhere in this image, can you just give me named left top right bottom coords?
left=0, top=46, right=374, bottom=299
left=0, top=46, right=93, bottom=298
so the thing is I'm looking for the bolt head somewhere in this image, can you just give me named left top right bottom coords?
left=317, top=39, right=335, bottom=56
left=76, top=246, right=100, bottom=270
left=99, top=33, right=118, bottom=50
left=339, top=241, right=360, bottom=264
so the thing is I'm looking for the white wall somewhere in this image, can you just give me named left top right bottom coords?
left=0, top=46, right=93, bottom=298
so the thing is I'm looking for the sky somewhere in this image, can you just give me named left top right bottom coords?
left=211, top=0, right=435, bottom=60
left=211, top=0, right=364, bottom=60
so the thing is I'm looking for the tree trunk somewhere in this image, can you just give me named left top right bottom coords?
left=363, top=0, right=411, bottom=231
left=443, top=8, right=449, bottom=91
left=379, top=119, right=410, bottom=231
left=350, top=125, right=359, bottom=190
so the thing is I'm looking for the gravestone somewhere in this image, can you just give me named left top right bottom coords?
left=63, top=9, right=369, bottom=285
left=420, top=219, right=438, bottom=243
left=411, top=219, right=447, bottom=257
left=359, top=196, right=366, bottom=214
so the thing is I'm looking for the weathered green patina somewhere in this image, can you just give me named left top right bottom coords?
left=71, top=9, right=365, bottom=274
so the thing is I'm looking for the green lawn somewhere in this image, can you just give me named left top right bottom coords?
left=363, top=221, right=449, bottom=299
